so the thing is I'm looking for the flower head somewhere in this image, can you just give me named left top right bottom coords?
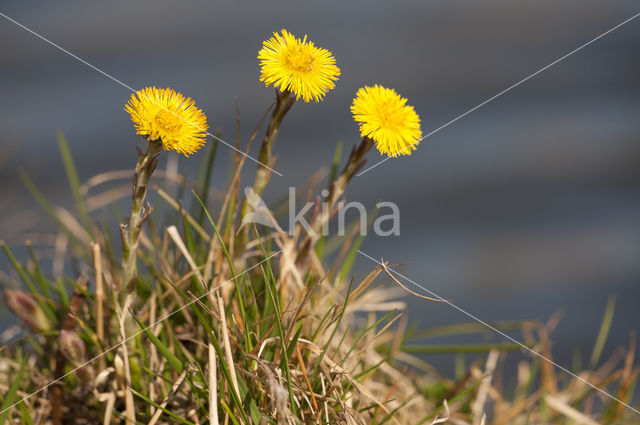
left=258, top=29, right=340, bottom=102
left=125, top=87, right=208, bottom=156
left=351, top=85, right=422, bottom=157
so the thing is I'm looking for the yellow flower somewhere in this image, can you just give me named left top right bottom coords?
left=125, top=87, right=208, bottom=156
left=258, top=29, right=340, bottom=103
left=351, top=85, right=422, bottom=157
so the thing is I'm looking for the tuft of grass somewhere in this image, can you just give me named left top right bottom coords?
left=0, top=129, right=638, bottom=425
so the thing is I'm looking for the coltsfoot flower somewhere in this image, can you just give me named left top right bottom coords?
left=351, top=85, right=422, bottom=157
left=258, top=29, right=340, bottom=102
left=125, top=87, right=208, bottom=156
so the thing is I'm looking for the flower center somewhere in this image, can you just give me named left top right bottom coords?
left=285, top=47, right=314, bottom=72
left=377, top=104, right=402, bottom=130
left=154, top=109, right=183, bottom=133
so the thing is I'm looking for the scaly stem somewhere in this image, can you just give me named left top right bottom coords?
left=253, top=90, right=294, bottom=196
left=296, top=137, right=374, bottom=264
left=121, top=139, right=162, bottom=291
left=318, top=138, right=373, bottom=232
left=236, top=89, right=294, bottom=254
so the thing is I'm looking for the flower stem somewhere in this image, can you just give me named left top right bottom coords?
left=236, top=90, right=294, bottom=253
left=296, top=137, right=373, bottom=263
left=315, top=137, right=373, bottom=235
left=253, top=89, right=294, bottom=195
left=121, top=139, right=162, bottom=291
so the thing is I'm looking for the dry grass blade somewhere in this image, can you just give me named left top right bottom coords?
left=147, top=367, right=190, bottom=425
left=217, top=294, right=241, bottom=404
left=167, top=225, right=206, bottom=289
left=350, top=265, right=383, bottom=300
left=160, top=191, right=211, bottom=242
left=91, top=242, right=106, bottom=371
left=208, top=342, right=219, bottom=425
left=380, top=260, right=447, bottom=302
left=117, top=294, right=137, bottom=424
left=471, top=350, right=499, bottom=424
left=545, top=395, right=601, bottom=425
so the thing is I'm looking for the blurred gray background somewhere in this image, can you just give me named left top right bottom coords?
left=1, top=1, right=640, bottom=372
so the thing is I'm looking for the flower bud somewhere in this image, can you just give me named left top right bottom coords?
left=58, top=330, right=87, bottom=366
left=58, top=331, right=95, bottom=387
left=4, top=289, right=51, bottom=332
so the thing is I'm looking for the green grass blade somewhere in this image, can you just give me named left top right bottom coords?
left=407, top=321, right=526, bottom=339
left=1, top=242, right=56, bottom=320
left=220, top=401, right=241, bottom=425
left=352, top=359, right=386, bottom=381
left=131, top=314, right=184, bottom=374
left=377, top=393, right=421, bottom=425
left=181, top=297, right=249, bottom=421
left=417, top=379, right=483, bottom=424
left=311, top=276, right=355, bottom=382
left=130, top=388, right=196, bottom=425
left=316, top=140, right=344, bottom=259
left=253, top=224, right=297, bottom=415
left=454, top=354, right=465, bottom=380
left=0, top=354, right=25, bottom=423
left=25, top=242, right=52, bottom=300
left=57, top=132, right=92, bottom=235
left=17, top=402, right=34, bottom=425
left=64, top=275, right=94, bottom=300
left=338, top=310, right=397, bottom=368
left=589, top=295, right=616, bottom=369
left=192, top=138, right=219, bottom=227
left=193, top=192, right=251, bottom=351
left=286, top=324, right=303, bottom=365
left=397, top=342, right=527, bottom=354
left=54, top=278, right=70, bottom=308
left=310, top=305, right=335, bottom=344
left=339, top=213, right=377, bottom=282
left=18, top=169, right=83, bottom=247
